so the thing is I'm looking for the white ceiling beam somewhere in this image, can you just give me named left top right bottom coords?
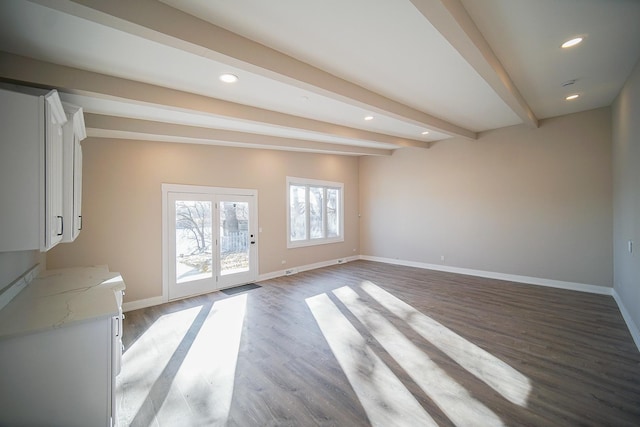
left=410, top=0, right=538, bottom=128
left=0, top=51, right=429, bottom=149
left=84, top=114, right=393, bottom=156
left=26, top=0, right=477, bottom=140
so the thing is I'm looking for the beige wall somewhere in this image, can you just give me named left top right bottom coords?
left=359, top=107, right=612, bottom=287
left=613, top=58, right=640, bottom=330
left=47, top=139, right=360, bottom=302
left=47, top=107, right=614, bottom=304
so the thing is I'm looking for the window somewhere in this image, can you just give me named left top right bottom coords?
left=287, top=177, right=344, bottom=248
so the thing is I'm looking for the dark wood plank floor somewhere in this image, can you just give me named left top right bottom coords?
left=117, top=260, right=640, bottom=426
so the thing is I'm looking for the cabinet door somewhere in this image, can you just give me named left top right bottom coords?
left=0, top=88, right=41, bottom=251
left=0, top=318, right=114, bottom=427
left=0, top=86, right=67, bottom=252
left=61, top=105, right=86, bottom=243
left=74, top=135, right=83, bottom=237
left=43, top=91, right=67, bottom=251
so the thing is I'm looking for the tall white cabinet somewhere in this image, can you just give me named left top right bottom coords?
left=0, top=84, right=85, bottom=252
left=61, top=103, right=87, bottom=242
left=44, top=91, right=67, bottom=250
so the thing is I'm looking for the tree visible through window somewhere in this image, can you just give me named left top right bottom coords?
left=287, top=177, right=344, bottom=247
left=175, top=200, right=212, bottom=282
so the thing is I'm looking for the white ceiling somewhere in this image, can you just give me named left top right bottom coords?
left=461, top=0, right=640, bottom=119
left=162, top=0, right=521, bottom=132
left=0, top=0, right=639, bottom=155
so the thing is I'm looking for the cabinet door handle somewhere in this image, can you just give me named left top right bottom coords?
left=78, top=215, right=83, bottom=230
left=57, top=216, right=64, bottom=236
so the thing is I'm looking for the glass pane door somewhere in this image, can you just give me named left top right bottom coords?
left=175, top=200, right=213, bottom=283
left=217, top=195, right=257, bottom=288
left=219, top=201, right=249, bottom=275
left=168, top=193, right=216, bottom=300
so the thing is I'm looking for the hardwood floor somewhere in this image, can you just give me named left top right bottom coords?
left=117, top=261, right=640, bottom=426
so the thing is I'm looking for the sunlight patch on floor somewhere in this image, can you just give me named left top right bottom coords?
left=116, top=294, right=247, bottom=425
left=174, top=293, right=247, bottom=424
left=334, top=286, right=504, bottom=426
left=306, top=293, right=438, bottom=427
left=117, top=305, right=202, bottom=424
left=361, top=281, right=531, bottom=406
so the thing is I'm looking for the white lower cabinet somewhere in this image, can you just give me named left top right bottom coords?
left=0, top=316, right=116, bottom=426
left=0, top=267, right=125, bottom=427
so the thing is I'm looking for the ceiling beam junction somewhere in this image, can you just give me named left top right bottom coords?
left=410, top=0, right=538, bottom=128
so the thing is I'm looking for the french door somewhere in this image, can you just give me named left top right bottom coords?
left=163, top=184, right=258, bottom=301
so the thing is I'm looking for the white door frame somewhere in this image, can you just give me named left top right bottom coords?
left=162, top=183, right=258, bottom=302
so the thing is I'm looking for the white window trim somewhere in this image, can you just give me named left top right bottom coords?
left=286, top=176, right=344, bottom=249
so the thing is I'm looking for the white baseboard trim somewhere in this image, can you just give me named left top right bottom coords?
left=123, top=256, right=360, bottom=310
left=612, top=289, right=640, bottom=352
left=123, top=295, right=166, bottom=312
left=257, top=255, right=359, bottom=282
left=359, top=255, right=613, bottom=295
left=361, top=255, right=640, bottom=352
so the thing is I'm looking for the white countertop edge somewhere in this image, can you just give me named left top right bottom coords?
left=0, top=266, right=125, bottom=340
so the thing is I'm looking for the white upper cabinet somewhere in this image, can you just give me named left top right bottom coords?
left=44, top=91, right=68, bottom=250
left=61, top=103, right=87, bottom=243
left=0, top=85, right=68, bottom=252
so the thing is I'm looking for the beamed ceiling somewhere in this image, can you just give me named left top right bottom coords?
left=1, top=0, right=639, bottom=155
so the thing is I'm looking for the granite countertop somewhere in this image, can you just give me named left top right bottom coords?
left=0, top=266, right=125, bottom=340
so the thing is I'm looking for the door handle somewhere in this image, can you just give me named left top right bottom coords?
left=57, top=216, right=64, bottom=236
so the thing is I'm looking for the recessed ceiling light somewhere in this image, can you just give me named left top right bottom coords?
left=561, top=37, right=583, bottom=49
left=364, top=116, right=374, bottom=121
left=421, top=131, right=430, bottom=135
left=219, top=73, right=238, bottom=83
left=565, top=94, right=580, bottom=100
